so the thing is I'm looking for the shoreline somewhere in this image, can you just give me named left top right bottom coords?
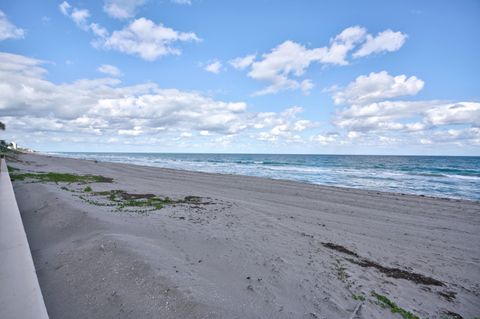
left=9, top=152, right=480, bottom=318
left=36, top=151, right=480, bottom=204
left=44, top=150, right=480, bottom=157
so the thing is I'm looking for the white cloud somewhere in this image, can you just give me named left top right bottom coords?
left=248, top=40, right=323, bottom=96
left=118, top=127, right=143, bottom=136
left=204, top=60, right=222, bottom=74
left=97, top=64, right=122, bottom=77
left=333, top=71, right=424, bottom=105
left=59, top=2, right=91, bottom=30
left=334, top=99, right=479, bottom=134
left=310, top=133, right=337, bottom=144
left=347, top=131, right=361, bottom=140
left=70, top=8, right=90, bottom=30
left=59, top=2, right=71, bottom=16
left=229, top=54, right=256, bottom=70
left=180, top=132, right=193, bottom=138
left=98, top=18, right=200, bottom=61
left=59, top=3, right=200, bottom=61
left=430, top=128, right=480, bottom=145
left=320, top=25, right=367, bottom=65
left=424, top=102, right=480, bottom=127
left=330, top=71, right=480, bottom=148
left=416, top=128, right=480, bottom=146
left=334, top=100, right=437, bottom=132
left=59, top=2, right=91, bottom=31
left=103, top=0, right=146, bottom=19
left=0, top=10, right=25, bottom=41
left=353, top=29, right=407, bottom=58
left=243, top=26, right=405, bottom=95
left=420, top=138, right=432, bottom=145
left=254, top=106, right=316, bottom=142
left=300, top=79, right=314, bottom=95
left=90, top=23, right=108, bottom=38
left=0, top=51, right=314, bottom=148
left=214, top=134, right=235, bottom=146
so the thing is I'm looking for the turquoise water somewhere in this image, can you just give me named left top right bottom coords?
left=56, top=153, right=480, bottom=201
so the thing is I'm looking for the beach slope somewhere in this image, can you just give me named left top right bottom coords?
left=10, top=153, right=480, bottom=319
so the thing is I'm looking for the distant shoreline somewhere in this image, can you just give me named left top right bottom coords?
left=46, top=151, right=480, bottom=157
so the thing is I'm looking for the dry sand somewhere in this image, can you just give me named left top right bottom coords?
left=9, top=152, right=480, bottom=319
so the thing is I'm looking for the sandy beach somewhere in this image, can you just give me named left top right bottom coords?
left=8, top=152, right=480, bottom=319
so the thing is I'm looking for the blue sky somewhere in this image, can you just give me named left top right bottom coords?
left=0, top=0, right=479, bottom=155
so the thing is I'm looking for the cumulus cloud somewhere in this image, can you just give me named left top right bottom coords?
left=247, top=40, right=323, bottom=96
left=331, top=71, right=480, bottom=147
left=254, top=106, right=316, bottom=142
left=0, top=10, right=25, bottom=40
left=103, top=0, right=146, bottom=19
left=98, top=18, right=200, bottom=61
left=332, top=98, right=478, bottom=133
left=333, top=101, right=431, bottom=132
left=118, top=127, right=143, bottom=136
left=310, top=133, right=337, bottom=145
left=70, top=8, right=90, bottom=29
left=204, top=60, right=222, bottom=74
left=424, top=102, right=480, bottom=127
left=0, top=51, right=314, bottom=148
left=59, top=2, right=90, bottom=30
left=59, top=2, right=71, bottom=16
left=180, top=132, right=193, bottom=138
left=229, top=54, right=256, bottom=70
left=59, top=2, right=200, bottom=61
left=238, top=26, right=406, bottom=95
left=353, top=29, right=407, bottom=58
left=333, top=71, right=424, bottom=105
left=97, top=64, right=122, bottom=77
left=90, top=23, right=108, bottom=38
left=420, top=128, right=480, bottom=146
left=320, top=25, right=367, bottom=65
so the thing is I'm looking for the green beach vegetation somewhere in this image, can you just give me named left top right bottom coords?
left=10, top=171, right=113, bottom=184
left=77, top=189, right=204, bottom=213
left=372, top=291, right=419, bottom=319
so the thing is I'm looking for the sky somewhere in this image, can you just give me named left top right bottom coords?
left=0, top=0, right=479, bottom=155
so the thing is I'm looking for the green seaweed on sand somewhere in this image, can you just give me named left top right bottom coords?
left=334, top=259, right=349, bottom=283
left=117, top=196, right=168, bottom=210
left=7, top=165, right=19, bottom=172
left=94, top=190, right=113, bottom=196
left=10, top=171, right=113, bottom=183
left=322, top=242, right=359, bottom=258
left=372, top=291, right=419, bottom=319
left=352, top=294, right=365, bottom=301
left=347, top=257, right=444, bottom=286
left=321, top=241, right=444, bottom=286
left=84, top=186, right=92, bottom=192
left=78, top=195, right=116, bottom=207
left=78, top=189, right=208, bottom=212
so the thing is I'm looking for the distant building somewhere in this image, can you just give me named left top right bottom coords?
left=7, top=142, right=17, bottom=150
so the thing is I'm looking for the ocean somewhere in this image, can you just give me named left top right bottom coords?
left=54, top=153, right=480, bottom=201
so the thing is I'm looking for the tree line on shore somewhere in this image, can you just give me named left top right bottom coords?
left=1, top=121, right=10, bottom=151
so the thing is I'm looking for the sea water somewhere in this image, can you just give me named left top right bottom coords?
left=54, top=153, right=480, bottom=201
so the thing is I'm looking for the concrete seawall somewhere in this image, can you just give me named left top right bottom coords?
left=0, top=158, right=49, bottom=319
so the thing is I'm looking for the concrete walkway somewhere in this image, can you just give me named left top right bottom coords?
left=0, top=158, right=49, bottom=318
